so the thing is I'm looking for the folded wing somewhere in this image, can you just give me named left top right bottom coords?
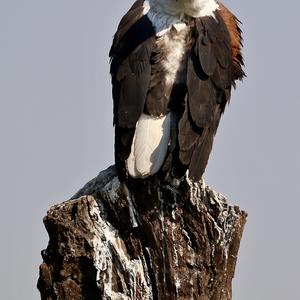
left=178, top=9, right=244, bottom=181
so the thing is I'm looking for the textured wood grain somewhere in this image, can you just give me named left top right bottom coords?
left=38, top=166, right=247, bottom=299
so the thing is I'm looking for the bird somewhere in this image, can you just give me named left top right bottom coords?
left=110, top=0, right=244, bottom=183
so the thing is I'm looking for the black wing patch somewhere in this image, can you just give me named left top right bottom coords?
left=109, top=0, right=145, bottom=61
left=113, top=41, right=154, bottom=128
left=110, top=15, right=155, bottom=75
left=178, top=13, right=237, bottom=181
left=110, top=3, right=156, bottom=180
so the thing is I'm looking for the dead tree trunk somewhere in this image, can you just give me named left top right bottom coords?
left=37, top=166, right=247, bottom=300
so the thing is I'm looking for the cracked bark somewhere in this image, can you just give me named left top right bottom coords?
left=37, top=166, right=247, bottom=300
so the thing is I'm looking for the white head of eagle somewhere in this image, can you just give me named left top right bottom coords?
left=110, top=0, right=245, bottom=182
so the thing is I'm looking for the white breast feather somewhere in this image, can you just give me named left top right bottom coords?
left=160, top=24, right=189, bottom=86
left=145, top=0, right=219, bottom=22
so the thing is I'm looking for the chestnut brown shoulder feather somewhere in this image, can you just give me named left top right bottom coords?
left=218, top=4, right=245, bottom=81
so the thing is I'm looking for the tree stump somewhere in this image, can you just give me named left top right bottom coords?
left=37, top=166, right=247, bottom=300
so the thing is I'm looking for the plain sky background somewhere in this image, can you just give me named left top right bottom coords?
left=1, top=0, right=300, bottom=299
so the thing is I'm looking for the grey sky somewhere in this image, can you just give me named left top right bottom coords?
left=1, top=0, right=299, bottom=299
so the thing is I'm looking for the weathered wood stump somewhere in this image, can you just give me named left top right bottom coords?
left=37, top=166, right=247, bottom=299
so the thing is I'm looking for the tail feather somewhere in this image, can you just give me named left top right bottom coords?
left=188, top=128, right=214, bottom=181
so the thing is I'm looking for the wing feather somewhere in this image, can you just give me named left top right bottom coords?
left=218, top=4, right=245, bottom=81
left=109, top=0, right=145, bottom=59
left=178, top=10, right=244, bottom=181
left=116, top=42, right=154, bottom=128
left=110, top=0, right=156, bottom=179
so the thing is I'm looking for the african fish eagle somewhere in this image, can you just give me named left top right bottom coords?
left=110, top=0, right=244, bottom=182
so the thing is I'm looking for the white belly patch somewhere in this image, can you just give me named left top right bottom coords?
left=127, top=113, right=171, bottom=178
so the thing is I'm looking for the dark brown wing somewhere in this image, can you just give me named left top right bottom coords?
left=178, top=9, right=245, bottom=181
left=110, top=1, right=156, bottom=180
left=109, top=0, right=145, bottom=59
